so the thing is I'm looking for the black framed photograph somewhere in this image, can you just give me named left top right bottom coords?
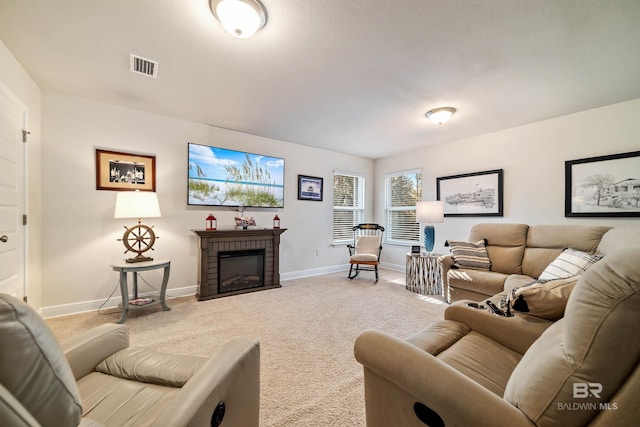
left=298, top=175, right=323, bottom=201
left=436, top=169, right=504, bottom=217
left=96, top=149, right=156, bottom=191
left=565, top=150, right=640, bottom=217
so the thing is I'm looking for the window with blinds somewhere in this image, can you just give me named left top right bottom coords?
left=333, top=172, right=364, bottom=243
left=385, top=170, right=422, bottom=244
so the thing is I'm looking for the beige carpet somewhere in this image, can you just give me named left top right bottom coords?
left=46, top=269, right=447, bottom=426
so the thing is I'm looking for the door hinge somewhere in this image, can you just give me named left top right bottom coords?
left=23, top=295, right=28, bottom=303
left=23, top=215, right=27, bottom=226
left=22, top=129, right=30, bottom=143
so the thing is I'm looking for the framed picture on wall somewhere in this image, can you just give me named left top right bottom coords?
left=565, top=150, right=640, bottom=217
left=436, top=169, right=504, bottom=217
left=96, top=149, right=156, bottom=191
left=297, top=175, right=323, bottom=201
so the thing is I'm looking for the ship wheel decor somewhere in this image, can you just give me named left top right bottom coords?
left=114, top=190, right=162, bottom=263
left=118, top=221, right=158, bottom=263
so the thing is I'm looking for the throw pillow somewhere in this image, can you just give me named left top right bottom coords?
left=447, top=239, right=491, bottom=270
left=505, top=276, right=579, bottom=320
left=538, top=248, right=603, bottom=281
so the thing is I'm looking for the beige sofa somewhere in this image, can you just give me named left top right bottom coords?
left=439, top=223, right=639, bottom=303
left=355, top=245, right=640, bottom=426
left=0, top=293, right=260, bottom=427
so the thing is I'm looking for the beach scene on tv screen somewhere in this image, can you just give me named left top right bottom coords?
left=188, top=143, right=284, bottom=207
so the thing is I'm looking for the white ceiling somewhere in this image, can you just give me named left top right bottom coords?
left=1, top=0, right=640, bottom=159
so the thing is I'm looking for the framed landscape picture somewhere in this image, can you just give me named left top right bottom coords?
left=565, top=150, right=640, bottom=217
left=437, top=169, right=504, bottom=217
left=96, top=149, right=156, bottom=191
left=298, top=175, right=323, bottom=201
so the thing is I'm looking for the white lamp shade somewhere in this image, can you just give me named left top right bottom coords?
left=213, top=0, right=266, bottom=38
left=416, top=201, right=444, bottom=224
left=114, top=190, right=161, bottom=219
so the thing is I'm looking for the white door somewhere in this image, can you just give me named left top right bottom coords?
left=0, top=86, right=26, bottom=299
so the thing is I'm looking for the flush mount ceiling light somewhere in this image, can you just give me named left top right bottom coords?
left=425, top=107, right=457, bottom=125
left=210, top=0, right=267, bottom=38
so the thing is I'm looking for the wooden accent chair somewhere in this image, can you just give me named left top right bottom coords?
left=348, top=224, right=385, bottom=282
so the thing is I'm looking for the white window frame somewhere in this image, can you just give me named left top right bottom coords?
left=384, top=169, right=422, bottom=245
left=333, top=171, right=365, bottom=244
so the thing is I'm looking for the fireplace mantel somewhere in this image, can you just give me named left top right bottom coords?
left=193, top=228, right=286, bottom=300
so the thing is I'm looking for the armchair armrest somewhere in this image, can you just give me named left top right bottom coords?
left=354, top=330, right=534, bottom=427
left=152, top=338, right=260, bottom=427
left=437, top=255, right=454, bottom=302
left=347, top=244, right=356, bottom=256
left=444, top=301, right=552, bottom=354
left=62, top=324, right=129, bottom=380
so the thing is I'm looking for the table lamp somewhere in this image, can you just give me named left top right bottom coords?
left=416, top=201, right=444, bottom=253
left=114, top=190, right=161, bottom=263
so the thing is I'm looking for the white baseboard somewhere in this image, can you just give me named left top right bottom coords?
left=280, top=264, right=349, bottom=281
left=41, top=262, right=408, bottom=318
left=41, top=286, right=196, bottom=319
left=380, top=261, right=405, bottom=272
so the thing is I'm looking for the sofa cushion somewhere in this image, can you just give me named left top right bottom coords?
left=350, top=235, right=381, bottom=262
left=537, top=248, right=603, bottom=281
left=507, top=276, right=579, bottom=320
left=437, top=331, right=522, bottom=397
left=447, top=239, right=491, bottom=270
left=504, top=247, right=640, bottom=426
left=447, top=269, right=508, bottom=297
left=597, top=226, right=640, bottom=255
left=521, top=224, right=610, bottom=277
left=503, top=274, right=536, bottom=293
left=0, top=293, right=83, bottom=427
left=468, top=223, right=528, bottom=274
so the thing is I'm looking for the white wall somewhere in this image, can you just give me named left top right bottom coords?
left=0, top=41, right=43, bottom=307
left=41, top=92, right=375, bottom=314
left=376, top=98, right=640, bottom=268
left=3, top=39, right=639, bottom=315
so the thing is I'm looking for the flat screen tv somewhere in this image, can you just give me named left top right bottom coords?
left=188, top=143, right=285, bottom=208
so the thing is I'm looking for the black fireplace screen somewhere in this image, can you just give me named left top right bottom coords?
left=218, top=249, right=265, bottom=293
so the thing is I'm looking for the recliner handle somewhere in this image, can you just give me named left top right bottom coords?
left=414, top=402, right=445, bottom=427
left=211, top=401, right=225, bottom=427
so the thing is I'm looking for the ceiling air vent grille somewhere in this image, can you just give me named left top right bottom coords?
left=129, top=54, right=158, bottom=78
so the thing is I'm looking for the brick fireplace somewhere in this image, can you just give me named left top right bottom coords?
left=193, top=228, right=286, bottom=300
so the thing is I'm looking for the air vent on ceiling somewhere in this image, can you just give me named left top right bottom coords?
left=129, top=54, right=158, bottom=78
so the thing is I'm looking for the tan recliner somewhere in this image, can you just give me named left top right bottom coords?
left=355, top=246, right=640, bottom=426
left=0, top=293, right=260, bottom=427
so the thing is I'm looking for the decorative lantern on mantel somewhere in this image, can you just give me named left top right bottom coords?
left=273, top=214, right=280, bottom=229
left=206, top=214, right=217, bottom=231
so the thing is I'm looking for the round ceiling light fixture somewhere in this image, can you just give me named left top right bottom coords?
left=425, top=107, right=457, bottom=125
left=210, top=0, right=267, bottom=39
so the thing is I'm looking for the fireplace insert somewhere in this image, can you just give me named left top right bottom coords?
left=218, top=249, right=265, bottom=294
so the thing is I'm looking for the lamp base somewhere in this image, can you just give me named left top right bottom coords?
left=118, top=223, right=157, bottom=263
left=423, top=225, right=435, bottom=253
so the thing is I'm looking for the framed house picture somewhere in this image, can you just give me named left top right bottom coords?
left=565, top=150, right=640, bottom=217
left=298, top=175, right=323, bottom=201
left=96, top=149, right=156, bottom=191
left=437, top=169, right=504, bottom=217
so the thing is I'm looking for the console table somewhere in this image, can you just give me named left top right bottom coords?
left=405, top=252, right=442, bottom=295
left=111, top=258, right=171, bottom=323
